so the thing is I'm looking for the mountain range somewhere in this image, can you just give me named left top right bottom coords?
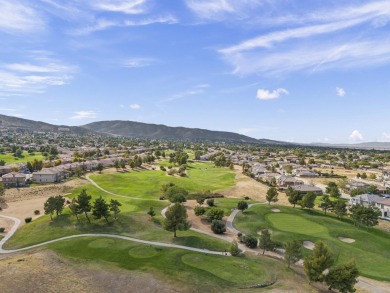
left=1, top=114, right=390, bottom=149
left=0, top=114, right=285, bottom=145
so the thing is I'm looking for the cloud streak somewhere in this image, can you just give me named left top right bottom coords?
left=256, top=88, right=288, bottom=100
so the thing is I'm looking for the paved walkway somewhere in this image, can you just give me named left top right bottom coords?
left=0, top=214, right=227, bottom=256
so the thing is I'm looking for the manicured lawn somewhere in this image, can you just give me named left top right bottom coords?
left=5, top=184, right=229, bottom=252
left=48, top=236, right=283, bottom=291
left=90, top=161, right=235, bottom=199
left=0, top=151, right=45, bottom=164
left=234, top=205, right=390, bottom=281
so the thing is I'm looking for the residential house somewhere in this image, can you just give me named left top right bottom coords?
left=347, top=181, right=370, bottom=191
left=376, top=198, right=390, bottom=219
left=349, top=194, right=383, bottom=207
left=295, top=170, right=318, bottom=178
left=1, top=172, right=26, bottom=187
left=0, top=166, right=11, bottom=176
left=276, top=175, right=303, bottom=189
left=32, top=169, right=62, bottom=183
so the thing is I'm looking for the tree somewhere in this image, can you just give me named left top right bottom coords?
left=206, top=207, right=224, bottom=222
left=237, top=201, right=249, bottom=213
left=284, top=240, right=302, bottom=268
left=211, top=220, right=226, bottom=234
left=367, top=185, right=379, bottom=194
left=77, top=189, right=92, bottom=223
left=266, top=187, right=279, bottom=205
left=194, top=205, right=206, bottom=216
left=69, top=198, right=82, bottom=222
left=44, top=197, right=57, bottom=221
left=74, top=167, right=84, bottom=177
left=92, top=196, right=111, bottom=223
left=109, top=199, right=122, bottom=220
left=229, top=240, right=242, bottom=256
left=163, top=203, right=191, bottom=237
left=299, top=192, right=316, bottom=209
left=369, top=173, right=377, bottom=180
left=361, top=172, right=367, bottom=179
left=145, top=206, right=156, bottom=220
left=359, top=205, right=381, bottom=230
left=243, top=235, right=258, bottom=248
left=0, top=183, right=4, bottom=197
left=333, top=199, right=347, bottom=219
left=259, top=229, right=274, bottom=254
left=286, top=187, right=302, bottom=208
left=319, top=195, right=333, bottom=215
left=96, top=163, right=104, bottom=173
left=303, top=241, right=334, bottom=283
left=326, top=182, right=341, bottom=198
left=165, top=186, right=188, bottom=203
left=53, top=195, right=65, bottom=216
left=325, top=261, right=359, bottom=293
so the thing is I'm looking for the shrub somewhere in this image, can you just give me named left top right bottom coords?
left=159, top=196, right=165, bottom=200
left=206, top=207, right=224, bottom=222
left=34, top=210, right=40, bottom=215
left=194, top=206, right=206, bottom=216
left=0, top=227, right=5, bottom=233
left=160, top=166, right=166, bottom=171
left=206, top=198, right=215, bottom=207
left=244, top=235, right=258, bottom=248
left=211, top=220, right=226, bottom=234
left=237, top=232, right=243, bottom=242
left=230, top=240, right=242, bottom=256
left=25, top=217, right=32, bottom=223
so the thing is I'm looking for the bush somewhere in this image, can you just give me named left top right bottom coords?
left=229, top=240, right=242, bottom=256
left=160, top=166, right=166, bottom=171
left=0, top=227, right=5, bottom=233
left=159, top=196, right=165, bottom=200
left=206, top=198, right=215, bottom=207
left=194, top=205, right=206, bottom=216
left=237, top=232, right=243, bottom=242
left=34, top=210, right=40, bottom=215
left=206, top=207, right=224, bottom=222
left=25, top=217, right=32, bottom=223
left=244, top=235, right=258, bottom=248
left=211, top=220, right=226, bottom=234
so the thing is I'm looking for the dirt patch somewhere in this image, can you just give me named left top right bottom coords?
left=219, top=166, right=289, bottom=205
left=0, top=250, right=184, bottom=293
left=338, top=237, right=355, bottom=243
left=271, top=208, right=280, bottom=213
left=303, top=241, right=314, bottom=250
left=4, top=178, right=87, bottom=202
left=377, top=220, right=390, bottom=233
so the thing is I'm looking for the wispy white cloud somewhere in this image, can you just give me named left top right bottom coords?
left=0, top=0, right=45, bottom=33
left=336, top=87, right=346, bottom=97
left=256, top=88, right=288, bottom=100
left=0, top=53, right=77, bottom=96
left=349, top=130, right=364, bottom=142
left=219, top=1, right=390, bottom=76
left=167, top=84, right=209, bottom=101
left=186, top=0, right=261, bottom=20
left=70, top=111, right=97, bottom=120
left=73, top=15, right=177, bottom=35
left=91, top=0, right=149, bottom=14
left=381, top=132, right=390, bottom=142
left=130, top=104, right=141, bottom=109
left=122, top=58, right=155, bottom=68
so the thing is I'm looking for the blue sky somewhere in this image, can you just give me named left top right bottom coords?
left=1, top=0, right=390, bottom=143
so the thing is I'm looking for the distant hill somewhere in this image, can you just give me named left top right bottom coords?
left=0, top=114, right=91, bottom=135
left=310, top=142, right=390, bottom=150
left=82, top=120, right=285, bottom=144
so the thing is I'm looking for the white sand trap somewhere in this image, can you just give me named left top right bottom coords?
left=271, top=208, right=280, bottom=212
left=338, top=237, right=355, bottom=243
left=303, top=241, right=315, bottom=250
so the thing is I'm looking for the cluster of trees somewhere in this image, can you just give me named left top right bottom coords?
left=169, top=151, right=188, bottom=165
left=59, top=189, right=122, bottom=223
left=286, top=188, right=316, bottom=209
left=161, top=183, right=189, bottom=203
left=26, top=159, right=44, bottom=172
left=304, top=241, right=359, bottom=293
left=349, top=204, right=381, bottom=230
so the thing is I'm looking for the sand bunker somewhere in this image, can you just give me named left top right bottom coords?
left=271, top=208, right=280, bottom=212
left=303, top=241, right=314, bottom=250
left=338, top=237, right=355, bottom=243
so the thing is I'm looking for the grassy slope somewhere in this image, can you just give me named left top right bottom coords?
left=0, top=151, right=45, bottom=164
left=5, top=184, right=229, bottom=252
left=48, top=236, right=297, bottom=291
left=235, top=205, right=390, bottom=281
left=89, top=162, right=235, bottom=199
